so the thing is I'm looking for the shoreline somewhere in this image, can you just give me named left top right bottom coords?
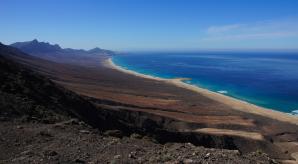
left=105, top=58, right=298, bottom=125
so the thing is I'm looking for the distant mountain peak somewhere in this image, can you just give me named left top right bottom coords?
left=88, top=47, right=113, bottom=55
left=10, top=40, right=113, bottom=62
left=91, top=47, right=102, bottom=50
left=11, top=39, right=62, bottom=53
left=88, top=47, right=102, bottom=53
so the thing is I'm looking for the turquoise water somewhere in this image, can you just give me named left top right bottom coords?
left=112, top=52, right=298, bottom=115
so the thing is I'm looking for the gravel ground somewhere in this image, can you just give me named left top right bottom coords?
left=0, top=119, right=277, bottom=164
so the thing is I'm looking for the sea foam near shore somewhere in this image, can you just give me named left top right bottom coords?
left=291, top=110, right=298, bottom=116
left=217, top=90, right=228, bottom=94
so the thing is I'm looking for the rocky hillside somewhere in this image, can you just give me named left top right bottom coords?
left=0, top=43, right=106, bottom=126
left=0, top=43, right=278, bottom=163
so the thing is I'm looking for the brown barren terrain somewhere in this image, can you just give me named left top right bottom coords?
left=4, top=45, right=298, bottom=163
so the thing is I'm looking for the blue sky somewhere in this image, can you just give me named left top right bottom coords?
left=1, top=0, right=298, bottom=51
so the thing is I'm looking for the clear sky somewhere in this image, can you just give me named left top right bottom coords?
left=1, top=0, right=298, bottom=51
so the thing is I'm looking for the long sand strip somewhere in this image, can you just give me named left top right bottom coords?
left=105, top=58, right=298, bottom=125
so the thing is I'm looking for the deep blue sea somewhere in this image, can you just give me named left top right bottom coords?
left=112, top=51, right=298, bottom=115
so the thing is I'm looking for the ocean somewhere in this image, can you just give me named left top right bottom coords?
left=112, top=51, right=298, bottom=115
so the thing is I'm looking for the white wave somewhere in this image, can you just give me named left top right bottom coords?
left=217, top=90, right=228, bottom=94
left=291, top=110, right=298, bottom=116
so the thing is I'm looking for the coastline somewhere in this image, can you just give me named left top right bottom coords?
left=106, top=58, right=298, bottom=125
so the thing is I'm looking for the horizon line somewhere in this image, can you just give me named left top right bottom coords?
left=3, top=39, right=298, bottom=53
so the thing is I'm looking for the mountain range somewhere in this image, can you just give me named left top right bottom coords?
left=10, top=39, right=113, bottom=64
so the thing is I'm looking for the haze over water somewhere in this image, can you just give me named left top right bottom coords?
left=113, top=52, right=298, bottom=115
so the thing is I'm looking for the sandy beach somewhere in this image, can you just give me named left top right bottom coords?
left=106, top=58, right=298, bottom=126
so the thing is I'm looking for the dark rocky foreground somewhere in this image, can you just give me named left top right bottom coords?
left=0, top=44, right=278, bottom=163
left=0, top=119, right=275, bottom=164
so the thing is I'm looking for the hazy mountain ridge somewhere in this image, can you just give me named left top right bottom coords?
left=11, top=39, right=113, bottom=55
left=10, top=39, right=113, bottom=64
left=11, top=39, right=62, bottom=53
